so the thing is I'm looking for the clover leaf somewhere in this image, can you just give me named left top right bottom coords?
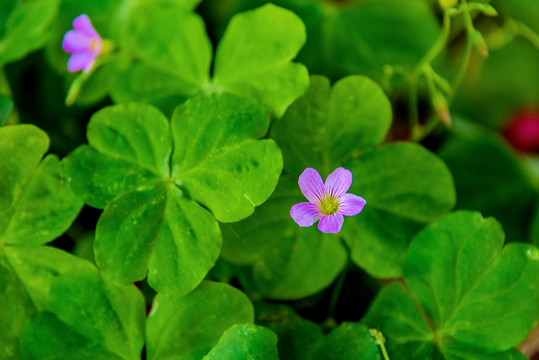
left=0, top=124, right=83, bottom=246
left=123, top=4, right=212, bottom=93
left=202, top=324, right=279, bottom=360
left=324, top=0, right=441, bottom=79
left=439, top=132, right=536, bottom=243
left=221, top=176, right=348, bottom=300
left=254, top=303, right=323, bottom=360
left=64, top=95, right=282, bottom=295
left=312, top=322, right=382, bottom=360
left=19, top=265, right=145, bottom=360
left=222, top=76, right=454, bottom=298
left=271, top=75, right=392, bottom=176
left=0, top=0, right=59, bottom=65
left=343, top=142, right=456, bottom=278
left=362, top=211, right=539, bottom=359
left=212, top=3, right=309, bottom=117
left=113, top=3, right=308, bottom=117
left=146, top=281, right=255, bottom=360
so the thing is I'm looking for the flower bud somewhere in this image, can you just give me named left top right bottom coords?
left=472, top=30, right=489, bottom=58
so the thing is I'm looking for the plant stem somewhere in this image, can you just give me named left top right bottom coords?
left=413, top=10, right=451, bottom=79
left=409, top=9, right=451, bottom=139
left=511, top=20, right=539, bottom=50
left=450, top=0, right=474, bottom=99
left=370, top=328, right=391, bottom=360
left=325, top=238, right=351, bottom=324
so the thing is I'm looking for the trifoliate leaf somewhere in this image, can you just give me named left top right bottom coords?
left=343, top=142, right=456, bottom=278
left=324, top=0, right=440, bottom=79
left=362, top=211, right=539, bottom=359
left=146, top=281, right=254, bottom=360
left=203, top=324, right=279, bottom=360
left=213, top=3, right=309, bottom=117
left=221, top=176, right=347, bottom=300
left=313, top=322, right=382, bottom=360
left=124, top=2, right=212, bottom=90
left=0, top=0, right=59, bottom=65
left=0, top=125, right=82, bottom=246
left=65, top=96, right=281, bottom=295
left=19, top=267, right=145, bottom=360
left=271, top=75, right=391, bottom=176
left=439, top=133, right=536, bottom=243
left=255, top=303, right=323, bottom=360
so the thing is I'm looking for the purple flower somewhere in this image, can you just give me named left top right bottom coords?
left=290, top=167, right=366, bottom=234
left=62, top=14, right=103, bottom=72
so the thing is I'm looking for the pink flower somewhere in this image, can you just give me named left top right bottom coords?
left=62, top=14, right=103, bottom=72
left=290, top=167, right=366, bottom=234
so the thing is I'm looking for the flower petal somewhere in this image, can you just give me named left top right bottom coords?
left=67, top=52, right=96, bottom=72
left=290, top=202, right=322, bottom=227
left=298, top=168, right=325, bottom=203
left=318, top=213, right=344, bottom=233
left=325, top=167, right=352, bottom=198
left=62, top=30, right=93, bottom=53
left=339, top=193, right=366, bottom=216
left=72, top=14, right=100, bottom=38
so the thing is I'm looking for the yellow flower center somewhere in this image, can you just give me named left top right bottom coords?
left=319, top=196, right=340, bottom=216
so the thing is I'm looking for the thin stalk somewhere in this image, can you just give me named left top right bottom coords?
left=370, top=329, right=391, bottom=360
left=511, top=20, right=539, bottom=50
left=408, top=80, right=420, bottom=137
left=326, top=258, right=350, bottom=323
left=450, top=0, right=474, bottom=99
left=325, top=238, right=351, bottom=325
left=409, top=9, right=451, bottom=139
left=413, top=10, right=451, bottom=78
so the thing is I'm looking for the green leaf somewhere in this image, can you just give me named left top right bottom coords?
left=343, top=142, right=456, bottom=278
left=0, top=125, right=82, bottom=246
left=0, top=125, right=49, bottom=226
left=124, top=2, right=212, bottom=90
left=63, top=145, right=161, bottom=209
left=2, top=155, right=83, bottom=245
left=452, top=41, right=539, bottom=128
left=93, top=186, right=167, bottom=285
left=255, top=303, right=323, bottom=360
left=95, top=183, right=221, bottom=295
left=146, top=281, right=254, bottom=360
left=492, top=0, right=539, bottom=33
left=74, top=60, right=123, bottom=106
left=313, top=322, right=382, bottom=360
left=20, top=268, right=145, bottom=360
left=171, top=94, right=282, bottom=223
left=362, top=211, right=539, bottom=358
left=109, top=63, right=191, bottom=115
left=271, top=75, right=392, bottom=176
left=5, top=246, right=94, bottom=312
left=222, top=176, right=348, bottom=299
left=20, top=313, right=123, bottom=360
left=324, top=0, right=440, bottom=79
left=213, top=3, right=309, bottom=117
left=203, top=324, right=278, bottom=360
left=88, top=103, right=172, bottom=177
left=66, top=98, right=280, bottom=294
left=0, top=255, right=34, bottom=360
left=439, top=133, right=536, bottom=243
left=64, top=103, right=171, bottom=208
left=0, top=94, right=12, bottom=126
left=138, top=0, right=202, bottom=10
left=0, top=0, right=59, bottom=64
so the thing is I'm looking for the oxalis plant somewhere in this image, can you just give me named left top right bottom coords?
left=2, top=0, right=539, bottom=359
